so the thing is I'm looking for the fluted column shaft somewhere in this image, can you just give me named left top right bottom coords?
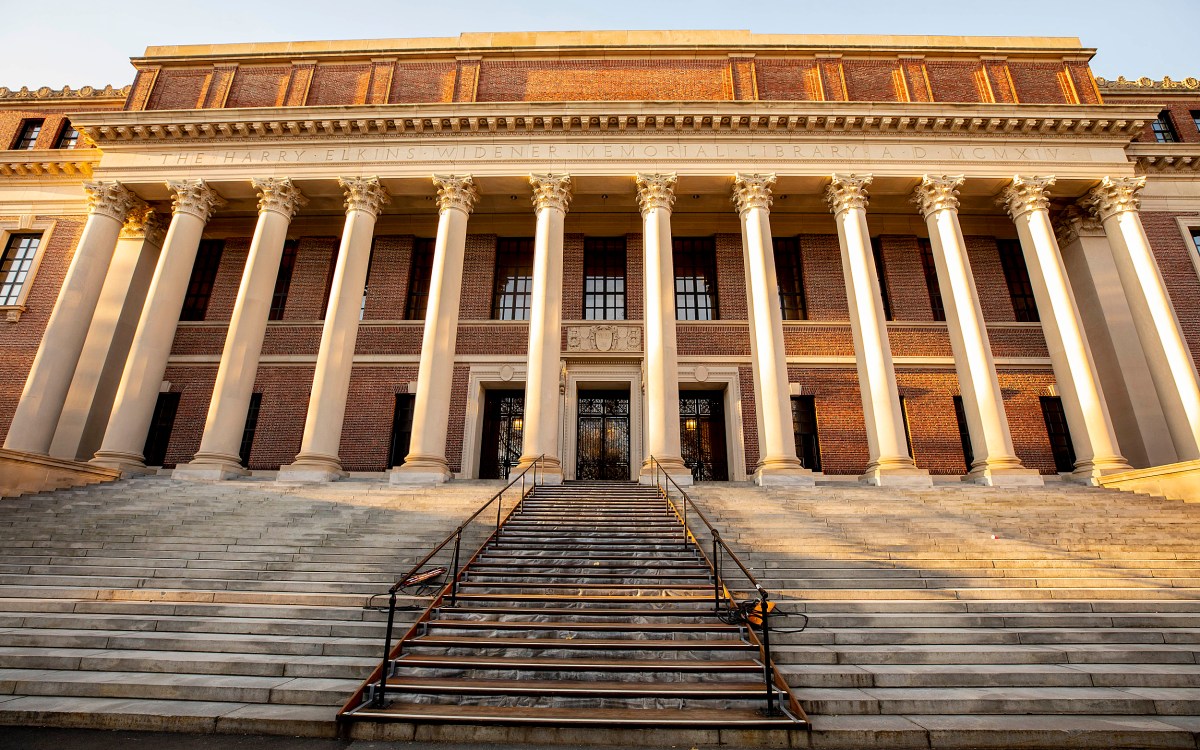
left=394, top=176, right=478, bottom=484
left=828, top=175, right=931, bottom=486
left=278, top=178, right=389, bottom=482
left=92, top=180, right=225, bottom=473
left=5, top=182, right=143, bottom=455
left=176, top=179, right=307, bottom=480
left=1003, top=176, right=1131, bottom=481
left=914, top=175, right=1042, bottom=486
left=1084, top=176, right=1200, bottom=461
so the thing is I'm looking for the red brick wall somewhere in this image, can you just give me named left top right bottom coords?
left=562, top=233, right=584, bottom=319
left=678, top=324, right=751, bottom=356
left=226, top=66, right=289, bottom=108
left=789, top=367, right=870, bottom=475
left=475, top=59, right=732, bottom=102
left=158, top=366, right=215, bottom=468
left=146, top=69, right=207, bottom=110
left=626, top=233, right=644, bottom=320
left=715, top=233, right=747, bottom=320
left=1008, top=62, right=1072, bottom=104
left=879, top=235, right=935, bottom=321
left=966, top=236, right=1016, bottom=322
left=925, top=61, right=984, bottom=103
left=1143, top=211, right=1200, bottom=368
left=205, top=237, right=249, bottom=321
left=799, top=234, right=849, bottom=320
left=459, top=234, right=497, bottom=320
left=843, top=59, right=901, bottom=102
left=446, top=364, right=471, bottom=472
left=363, top=235, right=414, bottom=321
left=1121, top=97, right=1200, bottom=143
left=306, top=64, right=371, bottom=106
left=0, top=111, right=77, bottom=151
left=755, top=59, right=821, bottom=101
left=983, top=61, right=1017, bottom=104
left=390, top=62, right=457, bottom=104
left=282, top=237, right=338, bottom=320
left=340, top=366, right=417, bottom=471
left=739, top=365, right=759, bottom=470
left=249, top=366, right=312, bottom=469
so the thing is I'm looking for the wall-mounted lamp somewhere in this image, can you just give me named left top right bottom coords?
left=684, top=418, right=697, bottom=431
left=512, top=418, right=524, bottom=431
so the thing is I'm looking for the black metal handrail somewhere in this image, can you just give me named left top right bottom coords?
left=362, top=455, right=544, bottom=709
left=648, top=456, right=784, bottom=718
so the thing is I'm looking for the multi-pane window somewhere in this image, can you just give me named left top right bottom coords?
left=953, top=395, right=974, bottom=472
left=0, top=234, right=41, bottom=305
left=54, top=123, right=79, bottom=149
left=996, top=239, right=1039, bottom=323
left=673, top=237, right=719, bottom=321
left=12, top=119, right=42, bottom=150
left=238, top=393, right=263, bottom=468
left=1040, top=396, right=1077, bottom=473
left=583, top=237, right=627, bottom=321
left=870, top=237, right=893, bottom=320
left=1193, top=111, right=1200, bottom=134
left=405, top=238, right=435, bottom=320
left=791, top=396, right=821, bottom=472
left=268, top=240, right=299, bottom=321
left=179, top=239, right=225, bottom=321
left=492, top=238, right=534, bottom=320
left=918, top=239, right=946, bottom=321
left=1151, top=110, right=1179, bottom=143
left=774, top=236, right=808, bottom=321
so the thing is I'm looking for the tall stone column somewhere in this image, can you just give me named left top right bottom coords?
left=393, top=175, right=478, bottom=484
left=515, top=173, right=571, bottom=484
left=733, top=173, right=814, bottom=487
left=50, top=207, right=166, bottom=461
left=636, top=173, right=691, bottom=485
left=175, top=178, right=307, bottom=480
left=92, top=180, right=226, bottom=474
left=278, top=177, right=389, bottom=482
left=913, top=175, right=1042, bottom=486
left=1001, top=176, right=1132, bottom=481
left=827, top=174, right=932, bottom=486
left=5, top=181, right=143, bottom=455
left=1083, top=177, right=1200, bottom=462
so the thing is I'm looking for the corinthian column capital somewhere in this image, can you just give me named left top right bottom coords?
left=635, top=173, right=677, bottom=216
left=338, top=176, right=390, bottom=217
left=432, top=174, right=479, bottom=215
left=912, top=175, right=965, bottom=219
left=166, top=179, right=226, bottom=222
left=1081, top=176, right=1146, bottom=222
left=731, top=173, right=776, bottom=215
left=84, top=180, right=144, bottom=223
left=1053, top=204, right=1105, bottom=247
left=825, top=173, right=873, bottom=216
left=530, top=173, right=572, bottom=213
left=252, top=177, right=308, bottom=221
left=120, top=205, right=168, bottom=246
left=1000, top=175, right=1056, bottom=221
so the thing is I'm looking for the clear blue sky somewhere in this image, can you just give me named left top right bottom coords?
left=0, top=0, right=1191, bottom=88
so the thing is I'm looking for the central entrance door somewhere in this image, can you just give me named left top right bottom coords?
left=480, top=390, right=524, bottom=479
left=576, top=389, right=631, bottom=480
left=680, top=393, right=729, bottom=481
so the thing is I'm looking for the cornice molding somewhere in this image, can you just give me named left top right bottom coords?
left=529, top=173, right=572, bottom=213
left=0, top=84, right=130, bottom=102
left=0, top=151, right=97, bottom=179
left=1126, top=144, right=1200, bottom=174
left=731, top=173, right=775, bottom=215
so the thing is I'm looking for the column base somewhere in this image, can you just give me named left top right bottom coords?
left=514, top=455, right=563, bottom=485
left=172, top=452, right=249, bottom=481
left=390, top=455, right=453, bottom=485
left=276, top=452, right=346, bottom=483
left=639, top=457, right=694, bottom=487
left=1067, top=456, right=1136, bottom=485
left=965, top=460, right=1045, bottom=487
left=861, top=457, right=933, bottom=487
left=754, top=457, right=816, bottom=487
left=89, top=450, right=157, bottom=477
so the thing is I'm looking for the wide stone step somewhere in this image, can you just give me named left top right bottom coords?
left=796, top=686, right=1200, bottom=716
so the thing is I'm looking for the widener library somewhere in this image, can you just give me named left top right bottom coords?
left=2, top=30, right=1200, bottom=492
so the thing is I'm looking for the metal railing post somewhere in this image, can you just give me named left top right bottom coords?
left=712, top=533, right=722, bottom=612
left=449, top=529, right=462, bottom=606
left=682, top=497, right=688, bottom=546
left=759, top=588, right=777, bottom=716
left=372, top=591, right=397, bottom=707
left=497, top=490, right=502, bottom=529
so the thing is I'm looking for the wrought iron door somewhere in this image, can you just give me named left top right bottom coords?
left=480, top=390, right=524, bottom=479
left=576, top=391, right=631, bottom=480
left=679, top=393, right=729, bottom=481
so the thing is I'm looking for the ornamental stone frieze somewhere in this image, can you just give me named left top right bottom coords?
left=338, top=176, right=390, bottom=216
left=1000, top=175, right=1055, bottom=221
left=167, top=179, right=226, bottom=222
left=120, top=205, right=168, bottom=246
left=566, top=325, right=643, bottom=353
left=912, top=175, right=965, bottom=219
left=83, top=181, right=143, bottom=223
left=432, top=174, right=479, bottom=214
left=825, top=174, right=873, bottom=216
left=635, top=173, right=677, bottom=215
left=1081, top=176, right=1146, bottom=223
left=731, top=173, right=775, bottom=215
left=252, top=177, right=308, bottom=220
left=530, top=173, right=572, bottom=213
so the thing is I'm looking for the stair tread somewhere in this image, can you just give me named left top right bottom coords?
left=347, top=701, right=800, bottom=726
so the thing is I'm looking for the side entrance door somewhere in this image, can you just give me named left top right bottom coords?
left=479, top=390, right=524, bottom=479
left=679, top=393, right=729, bottom=481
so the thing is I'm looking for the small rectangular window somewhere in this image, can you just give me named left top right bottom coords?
left=1040, top=395, right=1076, bottom=473
left=238, top=393, right=263, bottom=468
left=1191, top=229, right=1200, bottom=261
left=319, top=244, right=339, bottom=320
left=1152, top=110, right=1179, bottom=143
left=54, top=123, right=79, bottom=149
left=405, top=238, right=436, bottom=320
left=492, top=238, right=535, bottom=320
left=870, top=237, right=893, bottom=321
left=0, top=233, right=41, bottom=305
left=898, top=395, right=915, bottom=460
left=179, top=239, right=224, bottom=321
left=390, top=394, right=416, bottom=467
left=268, top=240, right=299, bottom=321
left=774, top=236, right=808, bottom=321
left=953, top=395, right=974, bottom=472
left=791, top=395, right=821, bottom=472
left=996, top=239, right=1039, bottom=323
left=673, top=237, right=719, bottom=321
left=13, top=119, right=43, bottom=150
left=143, top=392, right=181, bottom=467
left=584, top=237, right=627, bottom=321
left=360, top=244, right=375, bottom=321
left=1192, top=110, right=1200, bottom=133
left=918, top=239, right=946, bottom=321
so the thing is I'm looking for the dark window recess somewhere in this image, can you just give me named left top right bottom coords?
left=673, top=237, right=719, bottom=321
left=1152, top=110, right=1179, bottom=143
left=479, top=390, right=525, bottom=479
left=268, top=240, right=299, bottom=321
left=953, top=395, right=974, bottom=472
left=492, top=238, right=535, bottom=320
left=679, top=393, right=728, bottom=481
left=238, top=393, right=262, bottom=467
left=898, top=395, right=915, bottom=459
left=405, top=238, right=436, bottom=320
left=1192, top=110, right=1200, bottom=134
left=319, top=245, right=339, bottom=320
left=870, top=237, right=893, bottom=320
left=360, top=243, right=375, bottom=321
left=13, top=119, right=43, bottom=150
left=774, top=236, right=808, bottom=321
left=389, top=394, right=416, bottom=467
left=54, top=123, right=79, bottom=149
left=1041, top=396, right=1077, bottom=473
left=996, top=239, right=1039, bottom=322
left=1191, top=229, right=1200, bottom=261
left=918, top=239, right=946, bottom=321
left=791, top=395, right=821, bottom=472
left=584, top=237, right=627, bottom=321
left=142, top=393, right=181, bottom=468
left=0, top=233, right=41, bottom=305
left=179, top=240, right=225, bottom=321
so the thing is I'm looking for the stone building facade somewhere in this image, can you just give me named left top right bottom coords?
left=1, top=31, right=1198, bottom=490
